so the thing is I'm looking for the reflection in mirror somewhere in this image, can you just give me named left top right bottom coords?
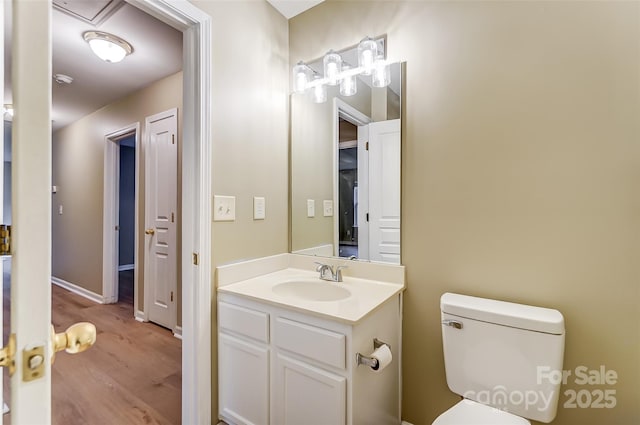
left=291, top=43, right=402, bottom=264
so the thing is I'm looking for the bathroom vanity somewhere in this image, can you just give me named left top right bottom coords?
left=216, top=254, right=405, bottom=425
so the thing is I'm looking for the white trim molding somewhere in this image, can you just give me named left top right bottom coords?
left=52, top=277, right=104, bottom=305
left=134, top=310, right=145, bottom=323
left=126, top=1, right=213, bottom=424
left=173, top=326, right=183, bottom=339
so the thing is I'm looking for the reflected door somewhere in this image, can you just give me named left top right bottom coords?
left=368, top=119, right=401, bottom=264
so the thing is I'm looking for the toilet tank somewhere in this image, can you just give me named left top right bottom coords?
left=440, top=293, right=565, bottom=423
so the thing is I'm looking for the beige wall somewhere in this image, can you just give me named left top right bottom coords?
left=189, top=0, right=290, bottom=416
left=291, top=1, right=640, bottom=424
left=52, top=71, right=183, bottom=314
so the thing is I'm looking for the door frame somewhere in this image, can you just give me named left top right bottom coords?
left=103, top=123, right=140, bottom=308
left=332, top=99, right=370, bottom=258
left=126, top=1, right=212, bottom=423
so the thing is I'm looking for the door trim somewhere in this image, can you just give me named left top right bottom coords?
left=103, top=123, right=140, bottom=310
left=126, top=1, right=213, bottom=423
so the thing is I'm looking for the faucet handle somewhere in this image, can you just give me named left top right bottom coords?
left=334, top=265, right=348, bottom=281
left=314, top=261, right=327, bottom=272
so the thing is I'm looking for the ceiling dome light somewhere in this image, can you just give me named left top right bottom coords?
left=83, top=31, right=133, bottom=63
left=53, top=73, right=74, bottom=85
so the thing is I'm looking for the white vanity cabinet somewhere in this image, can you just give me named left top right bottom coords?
left=218, top=301, right=270, bottom=425
left=218, top=292, right=402, bottom=425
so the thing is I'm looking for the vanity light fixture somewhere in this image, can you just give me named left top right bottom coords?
left=323, top=50, right=342, bottom=86
left=292, top=36, right=390, bottom=103
left=293, top=61, right=311, bottom=94
left=311, top=75, right=327, bottom=103
left=53, top=73, right=74, bottom=85
left=372, top=54, right=391, bottom=88
left=83, top=31, right=133, bottom=63
left=357, top=37, right=378, bottom=75
left=340, top=65, right=357, bottom=97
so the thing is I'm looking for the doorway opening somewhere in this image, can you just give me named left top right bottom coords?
left=338, top=119, right=359, bottom=258
left=104, top=124, right=140, bottom=311
left=333, top=99, right=371, bottom=260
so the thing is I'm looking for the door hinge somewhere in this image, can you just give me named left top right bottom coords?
left=172, top=134, right=175, bottom=144
left=0, top=333, right=16, bottom=376
left=366, top=141, right=369, bottom=150
left=171, top=291, right=174, bottom=302
left=115, top=225, right=119, bottom=231
left=193, top=252, right=199, bottom=265
left=0, top=224, right=11, bottom=255
left=366, top=213, right=369, bottom=222
left=171, top=212, right=175, bottom=223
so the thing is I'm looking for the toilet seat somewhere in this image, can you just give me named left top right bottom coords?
left=432, top=399, right=531, bottom=425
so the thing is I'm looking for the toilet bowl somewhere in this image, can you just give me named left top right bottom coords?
left=433, top=399, right=530, bottom=425
left=434, top=293, right=565, bottom=424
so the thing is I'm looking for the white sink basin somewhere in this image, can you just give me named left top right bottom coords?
left=272, top=280, right=351, bottom=302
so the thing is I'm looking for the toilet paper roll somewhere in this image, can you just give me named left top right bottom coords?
left=370, top=344, right=393, bottom=372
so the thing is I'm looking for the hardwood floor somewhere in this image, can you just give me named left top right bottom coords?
left=3, top=268, right=182, bottom=424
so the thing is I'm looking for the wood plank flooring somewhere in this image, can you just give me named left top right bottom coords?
left=3, top=269, right=182, bottom=424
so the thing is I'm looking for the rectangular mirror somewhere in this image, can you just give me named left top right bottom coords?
left=290, top=43, right=403, bottom=264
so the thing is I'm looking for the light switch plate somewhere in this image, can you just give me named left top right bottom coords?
left=253, top=196, right=265, bottom=220
left=307, top=199, right=315, bottom=217
left=213, top=195, right=236, bottom=221
left=323, top=200, right=333, bottom=217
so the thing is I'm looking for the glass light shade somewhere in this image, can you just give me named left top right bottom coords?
left=292, top=61, right=310, bottom=94
left=357, top=37, right=378, bottom=75
left=323, top=50, right=342, bottom=86
left=340, top=65, right=357, bottom=97
left=311, top=76, right=327, bottom=103
left=84, top=31, right=132, bottom=63
left=372, top=55, right=391, bottom=88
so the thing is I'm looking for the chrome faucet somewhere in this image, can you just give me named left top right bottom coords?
left=314, top=262, right=347, bottom=282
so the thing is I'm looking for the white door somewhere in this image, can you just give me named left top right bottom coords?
left=144, top=109, right=178, bottom=329
left=368, top=119, right=401, bottom=264
left=9, top=0, right=53, bottom=421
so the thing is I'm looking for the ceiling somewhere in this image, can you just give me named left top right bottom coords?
left=2, top=0, right=326, bottom=132
left=3, top=0, right=183, bottom=131
left=266, top=0, right=325, bottom=19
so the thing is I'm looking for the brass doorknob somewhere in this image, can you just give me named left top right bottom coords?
left=145, top=228, right=155, bottom=235
left=51, top=322, right=97, bottom=362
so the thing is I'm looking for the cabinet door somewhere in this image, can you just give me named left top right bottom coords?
left=274, top=353, right=346, bottom=425
left=219, top=333, right=269, bottom=425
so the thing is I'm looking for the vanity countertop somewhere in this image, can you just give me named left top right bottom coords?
left=217, top=267, right=404, bottom=324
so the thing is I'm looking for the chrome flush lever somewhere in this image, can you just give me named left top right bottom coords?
left=442, top=319, right=463, bottom=329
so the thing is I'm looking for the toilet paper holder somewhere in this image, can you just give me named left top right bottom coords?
left=356, top=338, right=390, bottom=369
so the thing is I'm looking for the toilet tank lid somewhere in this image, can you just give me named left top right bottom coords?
left=441, top=293, right=564, bottom=335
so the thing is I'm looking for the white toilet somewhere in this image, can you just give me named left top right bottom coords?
left=434, top=293, right=565, bottom=424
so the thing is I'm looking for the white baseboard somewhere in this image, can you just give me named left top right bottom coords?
left=52, top=277, right=104, bottom=304
left=134, top=310, right=145, bottom=322
left=173, top=326, right=182, bottom=340
left=401, top=421, right=414, bottom=425
left=118, top=264, right=134, bottom=272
